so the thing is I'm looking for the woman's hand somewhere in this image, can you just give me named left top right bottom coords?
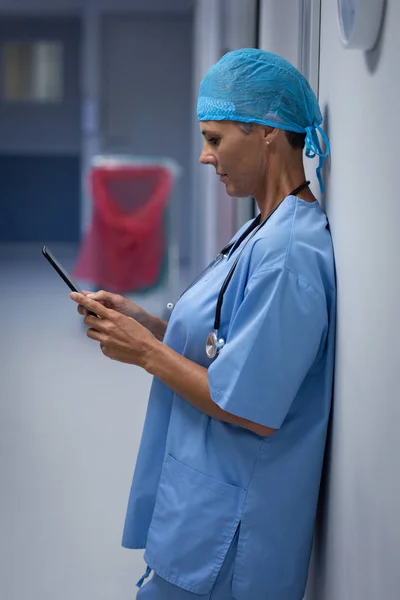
left=70, top=292, right=158, bottom=366
left=76, top=290, right=168, bottom=341
left=70, top=293, right=273, bottom=436
left=77, top=290, right=146, bottom=321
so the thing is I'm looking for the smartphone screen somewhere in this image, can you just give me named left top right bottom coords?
left=42, top=246, right=98, bottom=317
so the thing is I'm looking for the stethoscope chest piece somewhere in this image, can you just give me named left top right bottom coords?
left=206, top=330, right=225, bottom=359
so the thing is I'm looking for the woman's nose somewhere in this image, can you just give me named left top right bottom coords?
left=199, top=145, right=216, bottom=166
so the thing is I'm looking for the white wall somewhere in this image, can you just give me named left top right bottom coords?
left=260, top=1, right=400, bottom=597
left=305, top=1, right=400, bottom=599
left=259, top=0, right=322, bottom=196
left=259, top=0, right=302, bottom=68
left=191, top=0, right=224, bottom=274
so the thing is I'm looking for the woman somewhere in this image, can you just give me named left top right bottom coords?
left=71, top=49, right=336, bottom=600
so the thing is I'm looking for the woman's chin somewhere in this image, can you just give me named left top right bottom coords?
left=223, top=181, right=237, bottom=197
left=221, top=178, right=248, bottom=198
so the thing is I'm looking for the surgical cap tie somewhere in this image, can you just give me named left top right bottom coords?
left=305, top=124, right=330, bottom=195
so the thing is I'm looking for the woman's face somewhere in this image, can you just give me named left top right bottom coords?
left=199, top=120, right=268, bottom=198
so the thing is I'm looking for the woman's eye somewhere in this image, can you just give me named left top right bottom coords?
left=208, top=137, right=220, bottom=146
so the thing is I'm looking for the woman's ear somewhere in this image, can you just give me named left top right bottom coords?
left=262, top=125, right=278, bottom=146
left=264, top=125, right=280, bottom=146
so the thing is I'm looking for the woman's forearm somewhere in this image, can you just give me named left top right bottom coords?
left=142, top=340, right=274, bottom=437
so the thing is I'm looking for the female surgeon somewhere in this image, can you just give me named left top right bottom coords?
left=70, top=49, right=336, bottom=600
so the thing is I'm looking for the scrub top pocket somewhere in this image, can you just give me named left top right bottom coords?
left=144, top=454, right=246, bottom=595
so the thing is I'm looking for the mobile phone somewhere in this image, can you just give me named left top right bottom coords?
left=42, top=246, right=98, bottom=317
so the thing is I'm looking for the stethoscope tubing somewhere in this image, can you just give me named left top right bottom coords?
left=213, top=181, right=311, bottom=332
left=168, top=181, right=311, bottom=358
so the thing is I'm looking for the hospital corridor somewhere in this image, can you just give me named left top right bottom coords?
left=0, top=243, right=158, bottom=596
left=0, top=1, right=399, bottom=599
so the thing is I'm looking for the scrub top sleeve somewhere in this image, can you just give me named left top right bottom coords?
left=207, top=267, right=327, bottom=429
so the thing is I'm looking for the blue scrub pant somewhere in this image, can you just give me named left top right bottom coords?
left=136, top=532, right=238, bottom=599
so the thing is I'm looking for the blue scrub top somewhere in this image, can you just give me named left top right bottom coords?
left=122, top=195, right=336, bottom=600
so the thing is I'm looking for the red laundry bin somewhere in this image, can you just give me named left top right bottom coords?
left=73, top=163, right=174, bottom=293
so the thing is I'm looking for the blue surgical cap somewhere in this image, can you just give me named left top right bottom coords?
left=197, top=48, right=330, bottom=194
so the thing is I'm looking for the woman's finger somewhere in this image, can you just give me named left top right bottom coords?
left=82, top=290, right=108, bottom=306
left=83, top=312, right=107, bottom=330
left=86, top=327, right=103, bottom=342
left=70, top=292, right=109, bottom=319
left=86, top=290, right=113, bottom=303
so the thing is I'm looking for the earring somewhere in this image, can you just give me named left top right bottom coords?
left=266, top=140, right=270, bottom=146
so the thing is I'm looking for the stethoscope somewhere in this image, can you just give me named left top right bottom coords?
left=168, top=181, right=310, bottom=359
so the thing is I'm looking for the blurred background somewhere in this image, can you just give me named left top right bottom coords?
left=0, top=1, right=399, bottom=599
